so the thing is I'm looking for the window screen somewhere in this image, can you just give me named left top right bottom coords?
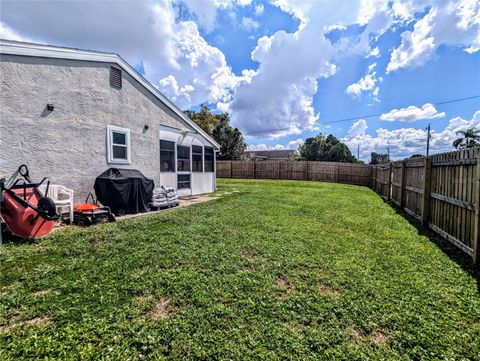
left=192, top=145, right=203, bottom=172
left=204, top=147, right=214, bottom=172
left=160, top=140, right=175, bottom=172
left=177, top=174, right=191, bottom=189
left=177, top=145, right=190, bottom=172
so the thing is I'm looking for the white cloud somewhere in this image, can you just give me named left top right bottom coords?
left=379, top=103, right=446, bottom=122
left=149, top=20, right=244, bottom=108
left=254, top=4, right=264, bottom=16
left=334, top=0, right=479, bottom=68
left=226, top=0, right=364, bottom=138
left=367, top=46, right=380, bottom=58
left=247, top=138, right=304, bottom=151
left=271, top=0, right=359, bottom=26
left=181, top=0, right=252, bottom=32
left=387, top=0, right=480, bottom=72
left=343, top=110, right=480, bottom=160
left=347, top=0, right=394, bottom=57
left=345, top=63, right=382, bottom=102
left=241, top=17, right=259, bottom=31
left=347, top=119, right=368, bottom=138
left=0, top=22, right=27, bottom=42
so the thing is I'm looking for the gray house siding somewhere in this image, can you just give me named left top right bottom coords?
left=0, top=54, right=196, bottom=202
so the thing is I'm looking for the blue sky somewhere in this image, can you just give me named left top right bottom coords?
left=1, top=0, right=479, bottom=160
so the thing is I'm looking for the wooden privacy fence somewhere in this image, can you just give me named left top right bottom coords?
left=373, top=148, right=480, bottom=264
left=217, top=160, right=373, bottom=186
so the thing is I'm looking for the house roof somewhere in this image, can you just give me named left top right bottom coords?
left=0, top=39, right=220, bottom=149
left=245, top=149, right=297, bottom=159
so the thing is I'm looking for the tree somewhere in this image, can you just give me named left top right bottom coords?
left=184, top=105, right=219, bottom=136
left=299, top=134, right=357, bottom=162
left=453, top=128, right=480, bottom=149
left=369, top=152, right=389, bottom=165
left=184, top=105, right=246, bottom=160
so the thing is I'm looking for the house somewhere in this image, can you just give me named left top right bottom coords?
left=244, top=149, right=298, bottom=161
left=0, top=40, right=220, bottom=201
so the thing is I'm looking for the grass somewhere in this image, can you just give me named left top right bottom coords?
left=1, top=179, right=480, bottom=360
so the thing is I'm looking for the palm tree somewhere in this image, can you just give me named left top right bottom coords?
left=453, top=128, right=480, bottom=149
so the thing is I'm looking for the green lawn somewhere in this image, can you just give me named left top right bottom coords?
left=1, top=179, right=479, bottom=360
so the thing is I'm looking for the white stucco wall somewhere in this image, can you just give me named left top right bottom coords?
left=0, top=54, right=216, bottom=202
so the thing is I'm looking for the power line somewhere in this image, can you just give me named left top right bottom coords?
left=245, top=94, right=480, bottom=136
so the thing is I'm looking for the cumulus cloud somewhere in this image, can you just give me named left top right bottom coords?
left=181, top=0, right=252, bottom=32
left=0, top=22, right=27, bottom=42
left=343, top=110, right=480, bottom=160
left=241, top=17, right=259, bottom=31
left=247, top=138, right=304, bottom=151
left=367, top=46, right=381, bottom=58
left=335, top=0, right=479, bottom=69
left=347, top=119, right=368, bottom=138
left=345, top=63, right=382, bottom=102
left=254, top=4, right=264, bottom=16
left=387, top=0, right=480, bottom=72
left=379, top=103, right=445, bottom=122
left=226, top=0, right=362, bottom=138
left=148, top=20, right=243, bottom=108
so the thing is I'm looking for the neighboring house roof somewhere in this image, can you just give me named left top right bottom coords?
left=0, top=39, right=220, bottom=149
left=245, top=149, right=297, bottom=159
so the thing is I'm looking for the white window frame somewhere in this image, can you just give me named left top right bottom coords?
left=107, top=125, right=131, bottom=164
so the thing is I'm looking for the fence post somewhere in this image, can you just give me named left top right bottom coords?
left=304, top=161, right=308, bottom=181
left=473, top=150, right=480, bottom=265
left=400, top=161, right=407, bottom=209
left=421, top=157, right=432, bottom=227
left=277, top=161, right=281, bottom=179
left=335, top=163, right=339, bottom=183
left=373, top=166, right=376, bottom=190
left=372, top=166, right=375, bottom=191
left=230, top=161, right=233, bottom=178
left=388, top=162, right=393, bottom=201
left=253, top=161, right=256, bottom=179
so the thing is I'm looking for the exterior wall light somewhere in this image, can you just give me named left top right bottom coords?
left=46, top=104, right=54, bottom=111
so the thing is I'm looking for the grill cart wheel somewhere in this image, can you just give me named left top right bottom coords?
left=108, top=213, right=116, bottom=222
left=37, top=197, right=56, bottom=218
left=83, top=216, right=93, bottom=227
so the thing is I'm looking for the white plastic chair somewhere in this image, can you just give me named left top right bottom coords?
left=39, top=184, right=74, bottom=224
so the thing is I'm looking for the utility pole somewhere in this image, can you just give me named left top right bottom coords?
left=387, top=147, right=390, bottom=161
left=357, top=145, right=360, bottom=161
left=426, top=123, right=431, bottom=156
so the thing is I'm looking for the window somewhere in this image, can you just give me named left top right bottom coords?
left=205, top=146, right=214, bottom=172
left=110, top=67, right=122, bottom=88
left=177, top=174, right=191, bottom=189
left=160, top=140, right=175, bottom=172
left=192, top=145, right=203, bottom=172
left=107, top=125, right=130, bottom=164
left=177, top=145, right=190, bottom=172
